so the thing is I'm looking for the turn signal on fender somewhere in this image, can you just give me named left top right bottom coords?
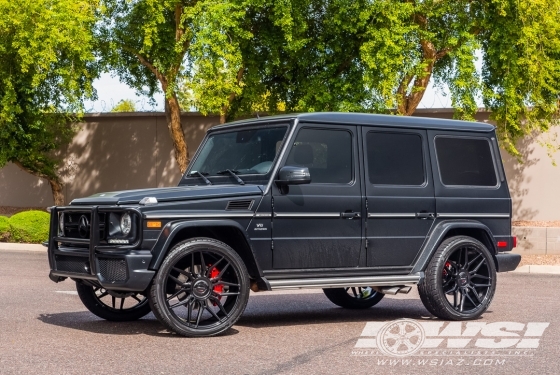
left=146, top=221, right=162, bottom=228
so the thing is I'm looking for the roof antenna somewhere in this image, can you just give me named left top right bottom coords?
left=256, top=112, right=260, bottom=119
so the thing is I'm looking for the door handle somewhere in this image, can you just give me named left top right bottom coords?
left=341, top=212, right=361, bottom=219
left=416, top=212, right=435, bottom=220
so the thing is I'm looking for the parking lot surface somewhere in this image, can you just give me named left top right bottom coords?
left=0, top=250, right=558, bottom=375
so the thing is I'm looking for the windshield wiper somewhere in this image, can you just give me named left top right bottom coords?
left=216, top=169, right=245, bottom=185
left=186, top=171, right=212, bottom=185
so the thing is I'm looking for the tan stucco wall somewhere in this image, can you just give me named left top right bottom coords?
left=1, top=110, right=559, bottom=221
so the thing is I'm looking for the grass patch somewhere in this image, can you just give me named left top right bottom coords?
left=0, top=211, right=50, bottom=243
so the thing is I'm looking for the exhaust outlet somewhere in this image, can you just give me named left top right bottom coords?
left=373, top=285, right=412, bottom=295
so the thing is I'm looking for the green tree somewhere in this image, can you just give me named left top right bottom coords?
left=98, top=0, right=250, bottom=173
left=0, top=0, right=98, bottom=205
left=111, top=99, right=137, bottom=112
left=235, top=0, right=560, bottom=156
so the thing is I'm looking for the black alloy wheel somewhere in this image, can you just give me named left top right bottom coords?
left=76, top=281, right=151, bottom=321
left=149, top=238, right=250, bottom=337
left=323, top=286, right=384, bottom=309
left=418, top=236, right=497, bottom=320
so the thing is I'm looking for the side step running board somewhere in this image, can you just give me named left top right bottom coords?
left=267, top=274, right=421, bottom=290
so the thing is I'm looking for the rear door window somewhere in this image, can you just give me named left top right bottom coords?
left=435, top=137, right=498, bottom=187
left=366, top=131, right=425, bottom=186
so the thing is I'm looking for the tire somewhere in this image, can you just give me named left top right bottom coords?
left=323, top=286, right=384, bottom=309
left=148, top=238, right=250, bottom=337
left=418, top=235, right=497, bottom=320
left=76, top=281, right=151, bottom=321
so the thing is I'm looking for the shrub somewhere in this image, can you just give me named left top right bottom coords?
left=0, top=216, right=10, bottom=241
left=8, top=210, right=50, bottom=243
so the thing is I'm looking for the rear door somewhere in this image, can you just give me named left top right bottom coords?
left=363, top=127, right=436, bottom=267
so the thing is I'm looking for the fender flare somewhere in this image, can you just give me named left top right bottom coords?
left=148, top=219, right=263, bottom=277
left=411, top=220, right=498, bottom=274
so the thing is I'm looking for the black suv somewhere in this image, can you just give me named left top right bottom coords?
left=47, top=113, right=521, bottom=337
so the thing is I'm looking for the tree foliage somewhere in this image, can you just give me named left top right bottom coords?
left=225, top=0, right=560, bottom=156
left=98, top=0, right=252, bottom=173
left=111, top=99, right=137, bottom=112
left=0, top=0, right=98, bottom=205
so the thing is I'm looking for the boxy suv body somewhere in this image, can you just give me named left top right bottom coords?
left=47, top=113, right=520, bottom=337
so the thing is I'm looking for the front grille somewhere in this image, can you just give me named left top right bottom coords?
left=60, top=212, right=106, bottom=241
left=55, top=255, right=89, bottom=274
left=98, top=258, right=128, bottom=282
left=226, top=200, right=254, bottom=210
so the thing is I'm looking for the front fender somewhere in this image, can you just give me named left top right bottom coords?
left=148, top=219, right=260, bottom=275
left=411, top=220, right=497, bottom=274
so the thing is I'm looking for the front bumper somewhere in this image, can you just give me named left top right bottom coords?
left=496, top=253, right=522, bottom=273
left=47, top=206, right=154, bottom=292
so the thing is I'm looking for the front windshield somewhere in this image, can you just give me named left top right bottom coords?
left=188, top=126, right=288, bottom=176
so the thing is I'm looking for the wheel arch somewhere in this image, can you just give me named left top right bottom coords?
left=148, top=219, right=262, bottom=279
left=412, top=220, right=498, bottom=273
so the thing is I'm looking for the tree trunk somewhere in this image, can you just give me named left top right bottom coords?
left=49, top=178, right=65, bottom=206
left=164, top=92, right=190, bottom=174
left=13, top=161, right=65, bottom=206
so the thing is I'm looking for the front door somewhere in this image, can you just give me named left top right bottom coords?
left=272, top=125, right=362, bottom=269
left=363, top=127, right=436, bottom=267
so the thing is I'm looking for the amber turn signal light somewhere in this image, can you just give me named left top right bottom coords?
left=146, top=221, right=162, bottom=228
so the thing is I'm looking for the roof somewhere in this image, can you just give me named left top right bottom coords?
left=211, top=112, right=495, bottom=133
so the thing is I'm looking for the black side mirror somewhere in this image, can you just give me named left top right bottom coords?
left=276, top=166, right=311, bottom=186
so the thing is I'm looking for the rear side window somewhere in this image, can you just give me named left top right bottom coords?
left=366, top=131, right=425, bottom=185
left=435, top=137, right=497, bottom=187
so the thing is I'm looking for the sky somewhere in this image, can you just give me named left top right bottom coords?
left=85, top=72, right=455, bottom=113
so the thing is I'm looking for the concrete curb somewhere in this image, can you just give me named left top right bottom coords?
left=511, top=265, right=560, bottom=275
left=0, top=243, right=559, bottom=274
left=0, top=243, right=46, bottom=252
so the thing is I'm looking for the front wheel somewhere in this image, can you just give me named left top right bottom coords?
left=76, top=281, right=151, bottom=321
left=418, top=236, right=497, bottom=320
left=323, top=287, right=384, bottom=309
left=148, top=238, right=250, bottom=337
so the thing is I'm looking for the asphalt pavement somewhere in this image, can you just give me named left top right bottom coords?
left=0, top=250, right=558, bottom=375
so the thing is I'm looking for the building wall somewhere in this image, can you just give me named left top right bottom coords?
left=1, top=110, right=559, bottom=221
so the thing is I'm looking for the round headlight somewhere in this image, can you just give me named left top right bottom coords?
left=58, top=213, right=64, bottom=235
left=120, top=213, right=132, bottom=236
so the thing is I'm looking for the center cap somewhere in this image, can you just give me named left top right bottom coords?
left=457, top=271, right=469, bottom=287
left=192, top=278, right=211, bottom=299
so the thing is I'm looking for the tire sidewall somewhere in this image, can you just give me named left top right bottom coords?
left=151, top=238, right=250, bottom=337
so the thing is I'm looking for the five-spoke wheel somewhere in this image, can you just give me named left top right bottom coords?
left=76, top=281, right=151, bottom=321
left=148, top=238, right=250, bottom=337
left=418, top=235, right=497, bottom=320
left=323, top=286, right=384, bottom=309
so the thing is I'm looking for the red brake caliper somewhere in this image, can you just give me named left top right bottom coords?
left=210, top=266, right=223, bottom=305
left=443, top=261, right=452, bottom=277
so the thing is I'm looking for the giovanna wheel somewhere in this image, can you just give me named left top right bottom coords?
left=149, top=238, right=250, bottom=337
left=76, top=281, right=151, bottom=321
left=418, top=236, right=497, bottom=320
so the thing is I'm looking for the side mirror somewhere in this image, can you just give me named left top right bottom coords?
left=276, top=166, right=311, bottom=186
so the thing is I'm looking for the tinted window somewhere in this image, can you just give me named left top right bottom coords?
left=285, top=128, right=352, bottom=184
left=436, top=137, right=497, bottom=186
left=188, top=126, right=287, bottom=175
left=366, top=132, right=425, bottom=185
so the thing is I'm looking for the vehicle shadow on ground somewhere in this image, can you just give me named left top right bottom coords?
left=37, top=293, right=441, bottom=336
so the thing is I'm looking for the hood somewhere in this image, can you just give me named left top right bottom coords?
left=70, top=184, right=264, bottom=206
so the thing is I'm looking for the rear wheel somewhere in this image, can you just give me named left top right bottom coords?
left=418, top=236, right=497, bottom=320
left=148, top=238, right=250, bottom=337
left=323, top=286, right=384, bottom=309
left=76, top=281, right=151, bottom=321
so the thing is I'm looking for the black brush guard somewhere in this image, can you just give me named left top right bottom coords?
left=47, top=206, right=155, bottom=292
